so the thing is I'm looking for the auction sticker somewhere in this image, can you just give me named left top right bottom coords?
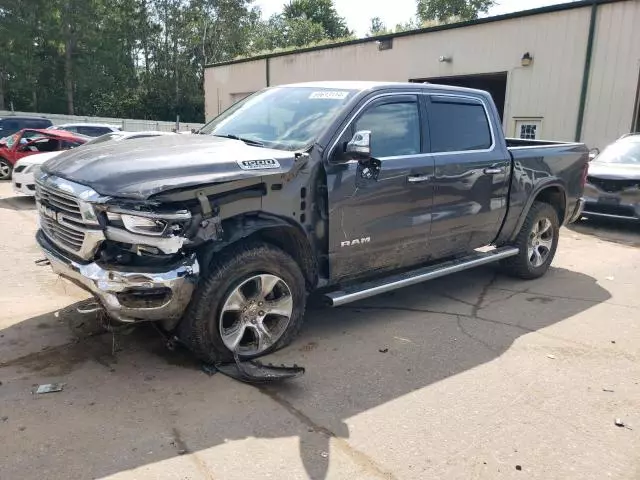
left=237, top=159, right=281, bottom=170
left=309, top=91, right=350, bottom=100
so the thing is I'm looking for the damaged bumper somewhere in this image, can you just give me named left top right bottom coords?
left=36, top=229, right=199, bottom=323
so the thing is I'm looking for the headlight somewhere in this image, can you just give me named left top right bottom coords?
left=105, top=209, right=191, bottom=237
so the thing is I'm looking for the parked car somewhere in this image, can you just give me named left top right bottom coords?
left=0, top=128, right=87, bottom=180
left=0, top=116, right=52, bottom=137
left=35, top=81, right=588, bottom=364
left=582, top=133, right=640, bottom=222
left=12, top=131, right=175, bottom=195
left=48, top=123, right=121, bottom=137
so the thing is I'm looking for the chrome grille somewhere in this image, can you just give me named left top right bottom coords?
left=35, top=176, right=104, bottom=259
left=36, top=183, right=83, bottom=221
left=40, top=216, right=85, bottom=252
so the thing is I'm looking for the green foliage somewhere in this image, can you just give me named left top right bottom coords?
left=0, top=0, right=352, bottom=122
left=416, top=0, right=495, bottom=22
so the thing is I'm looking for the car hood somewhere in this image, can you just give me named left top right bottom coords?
left=16, top=151, right=62, bottom=167
left=42, top=135, right=300, bottom=200
left=588, top=161, right=640, bottom=180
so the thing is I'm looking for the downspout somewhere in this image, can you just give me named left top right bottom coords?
left=266, top=57, right=271, bottom=87
left=575, top=1, right=599, bottom=142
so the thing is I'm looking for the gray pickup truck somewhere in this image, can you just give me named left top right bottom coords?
left=35, top=81, right=588, bottom=363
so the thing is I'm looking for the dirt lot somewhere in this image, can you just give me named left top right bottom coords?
left=0, top=182, right=638, bottom=480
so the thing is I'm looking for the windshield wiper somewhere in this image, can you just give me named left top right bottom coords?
left=212, top=134, right=265, bottom=147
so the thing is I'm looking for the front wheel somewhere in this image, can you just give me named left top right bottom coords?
left=0, top=158, right=12, bottom=180
left=179, top=242, right=307, bottom=363
left=500, top=201, right=560, bottom=279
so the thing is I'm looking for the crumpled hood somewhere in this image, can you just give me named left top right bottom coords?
left=42, top=135, right=299, bottom=199
left=588, top=161, right=640, bottom=180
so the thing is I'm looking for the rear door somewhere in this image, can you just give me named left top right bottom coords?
left=426, top=94, right=510, bottom=256
left=326, top=92, right=435, bottom=281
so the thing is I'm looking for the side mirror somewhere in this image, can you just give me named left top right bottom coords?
left=588, top=147, right=600, bottom=161
left=346, top=130, right=372, bottom=159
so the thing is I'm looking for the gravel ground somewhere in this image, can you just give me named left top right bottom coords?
left=0, top=182, right=638, bottom=480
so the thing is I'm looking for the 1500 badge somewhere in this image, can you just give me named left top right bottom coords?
left=237, top=159, right=281, bottom=170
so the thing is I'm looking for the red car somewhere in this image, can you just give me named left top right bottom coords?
left=0, top=128, right=87, bottom=180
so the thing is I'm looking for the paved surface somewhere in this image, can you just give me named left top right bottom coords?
left=0, top=182, right=638, bottom=480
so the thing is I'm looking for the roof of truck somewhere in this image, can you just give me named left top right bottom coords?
left=281, top=80, right=490, bottom=96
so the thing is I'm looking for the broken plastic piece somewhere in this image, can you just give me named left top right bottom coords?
left=214, top=352, right=305, bottom=384
left=34, top=258, right=51, bottom=266
left=35, top=383, right=65, bottom=394
left=614, top=418, right=625, bottom=427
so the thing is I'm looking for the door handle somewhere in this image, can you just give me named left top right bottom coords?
left=408, top=174, right=433, bottom=184
left=483, top=167, right=505, bottom=175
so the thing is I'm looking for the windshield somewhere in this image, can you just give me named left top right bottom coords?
left=199, top=87, right=357, bottom=151
left=595, top=138, right=640, bottom=164
left=4, top=133, right=19, bottom=149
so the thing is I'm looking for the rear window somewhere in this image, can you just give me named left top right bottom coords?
left=77, top=126, right=113, bottom=136
left=428, top=98, right=492, bottom=153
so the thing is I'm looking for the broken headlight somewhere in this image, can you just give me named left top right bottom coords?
left=105, top=210, right=191, bottom=237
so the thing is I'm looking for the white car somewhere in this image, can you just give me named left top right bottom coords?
left=12, top=131, right=175, bottom=196
left=47, top=123, right=121, bottom=137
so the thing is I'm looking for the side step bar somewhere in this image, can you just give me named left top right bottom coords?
left=324, top=246, right=519, bottom=307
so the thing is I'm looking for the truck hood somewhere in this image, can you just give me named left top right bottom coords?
left=42, top=134, right=300, bottom=200
left=588, top=161, right=640, bottom=180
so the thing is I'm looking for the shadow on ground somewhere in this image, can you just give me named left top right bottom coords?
left=568, top=217, right=639, bottom=247
left=0, top=194, right=36, bottom=212
left=0, top=266, right=611, bottom=479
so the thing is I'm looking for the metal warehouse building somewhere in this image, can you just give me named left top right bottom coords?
left=204, top=0, right=640, bottom=150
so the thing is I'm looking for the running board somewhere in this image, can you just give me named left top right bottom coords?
left=324, top=246, right=519, bottom=307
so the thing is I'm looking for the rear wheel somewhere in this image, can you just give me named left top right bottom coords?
left=179, top=242, right=307, bottom=363
left=500, top=201, right=560, bottom=279
left=0, top=158, right=12, bottom=180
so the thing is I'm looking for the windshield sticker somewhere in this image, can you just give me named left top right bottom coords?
left=237, top=159, right=281, bottom=170
left=309, top=91, right=350, bottom=100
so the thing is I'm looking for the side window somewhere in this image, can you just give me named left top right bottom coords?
left=428, top=99, right=492, bottom=153
left=354, top=101, right=421, bottom=158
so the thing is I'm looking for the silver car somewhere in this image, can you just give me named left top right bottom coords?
left=583, top=134, right=640, bottom=222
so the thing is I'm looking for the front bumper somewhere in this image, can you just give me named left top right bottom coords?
left=12, top=169, right=36, bottom=196
left=36, top=229, right=199, bottom=324
left=582, top=185, right=640, bottom=221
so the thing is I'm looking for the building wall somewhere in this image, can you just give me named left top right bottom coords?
left=203, top=59, right=266, bottom=118
left=581, top=0, right=640, bottom=149
left=204, top=0, right=639, bottom=149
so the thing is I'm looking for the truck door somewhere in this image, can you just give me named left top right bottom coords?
left=425, top=94, right=510, bottom=256
left=325, top=93, right=435, bottom=281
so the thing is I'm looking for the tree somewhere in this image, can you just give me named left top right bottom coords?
left=282, top=0, right=351, bottom=39
left=367, top=17, right=386, bottom=36
left=416, top=0, right=495, bottom=22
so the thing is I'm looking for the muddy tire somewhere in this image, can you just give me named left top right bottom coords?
left=500, top=201, right=560, bottom=280
left=179, top=241, right=307, bottom=363
left=0, top=158, right=12, bottom=180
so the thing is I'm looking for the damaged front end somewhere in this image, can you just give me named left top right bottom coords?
left=35, top=173, right=202, bottom=328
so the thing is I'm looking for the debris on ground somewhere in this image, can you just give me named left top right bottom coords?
left=546, top=354, right=556, bottom=359
left=515, top=465, right=522, bottom=471
left=1, top=416, right=8, bottom=422
left=320, top=451, right=329, bottom=458
left=614, top=418, right=625, bottom=427
left=34, top=383, right=65, bottom=394
left=605, top=276, right=614, bottom=281
left=602, top=388, right=615, bottom=393
left=379, top=348, right=389, bottom=353
left=212, top=352, right=305, bottom=384
left=201, top=363, right=218, bottom=377
left=611, top=340, right=616, bottom=344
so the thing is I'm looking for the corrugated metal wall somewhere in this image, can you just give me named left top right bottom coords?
left=581, top=0, right=640, bottom=149
left=204, top=0, right=640, bottom=149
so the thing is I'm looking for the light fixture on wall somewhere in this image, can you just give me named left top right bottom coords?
left=438, top=55, right=452, bottom=63
left=521, top=52, right=533, bottom=67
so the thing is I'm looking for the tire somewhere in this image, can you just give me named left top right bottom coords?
left=179, top=241, right=307, bottom=363
left=0, top=158, right=12, bottom=180
left=500, top=201, right=560, bottom=279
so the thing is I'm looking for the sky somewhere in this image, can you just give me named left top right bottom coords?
left=254, top=0, right=579, bottom=36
